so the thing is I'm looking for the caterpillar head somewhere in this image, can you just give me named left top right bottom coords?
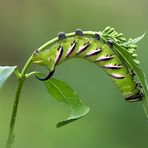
left=32, top=49, right=55, bottom=72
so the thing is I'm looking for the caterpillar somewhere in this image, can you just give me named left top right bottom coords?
left=32, top=28, right=144, bottom=102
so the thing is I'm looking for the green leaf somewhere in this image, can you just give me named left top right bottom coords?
left=0, top=66, right=17, bottom=88
left=44, top=78, right=89, bottom=128
left=113, top=43, right=148, bottom=117
left=121, top=33, right=145, bottom=46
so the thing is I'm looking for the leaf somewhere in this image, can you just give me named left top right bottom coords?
left=0, top=66, right=17, bottom=88
left=121, top=33, right=145, bottom=46
left=113, top=43, right=148, bottom=117
left=44, top=78, right=89, bottom=128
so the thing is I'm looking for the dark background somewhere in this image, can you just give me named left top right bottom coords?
left=0, top=0, right=148, bottom=147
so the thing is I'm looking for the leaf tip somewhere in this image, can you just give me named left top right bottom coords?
left=56, top=106, right=90, bottom=128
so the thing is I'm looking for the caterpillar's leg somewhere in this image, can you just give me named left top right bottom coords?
left=35, top=70, right=55, bottom=81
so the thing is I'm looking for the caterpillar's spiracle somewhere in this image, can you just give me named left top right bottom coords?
left=32, top=29, right=143, bottom=102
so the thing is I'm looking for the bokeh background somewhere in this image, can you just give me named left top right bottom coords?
left=0, top=0, right=148, bottom=148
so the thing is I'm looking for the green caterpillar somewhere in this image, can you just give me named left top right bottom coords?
left=32, top=28, right=143, bottom=102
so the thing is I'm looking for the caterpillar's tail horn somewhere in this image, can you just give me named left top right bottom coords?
left=35, top=70, right=55, bottom=81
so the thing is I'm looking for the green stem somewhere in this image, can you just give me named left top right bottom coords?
left=5, top=55, right=34, bottom=148
left=26, top=71, right=40, bottom=78
left=5, top=79, right=24, bottom=148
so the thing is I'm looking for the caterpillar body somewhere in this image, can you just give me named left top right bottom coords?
left=32, top=29, right=143, bottom=102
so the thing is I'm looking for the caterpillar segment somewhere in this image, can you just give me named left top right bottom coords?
left=32, top=29, right=143, bottom=102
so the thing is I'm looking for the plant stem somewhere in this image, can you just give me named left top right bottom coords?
left=5, top=55, right=33, bottom=148
left=5, top=78, right=24, bottom=148
left=5, top=38, right=57, bottom=148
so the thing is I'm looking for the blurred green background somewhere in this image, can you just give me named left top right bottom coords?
left=0, top=0, right=148, bottom=147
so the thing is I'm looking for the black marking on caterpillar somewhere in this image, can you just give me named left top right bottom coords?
left=95, top=55, right=113, bottom=62
left=76, top=42, right=90, bottom=55
left=58, top=32, right=66, bottom=40
left=85, top=48, right=102, bottom=57
left=55, top=45, right=63, bottom=64
left=66, top=40, right=76, bottom=57
left=125, top=91, right=143, bottom=102
left=109, top=73, right=125, bottom=79
left=75, top=29, right=83, bottom=36
left=103, top=64, right=122, bottom=69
